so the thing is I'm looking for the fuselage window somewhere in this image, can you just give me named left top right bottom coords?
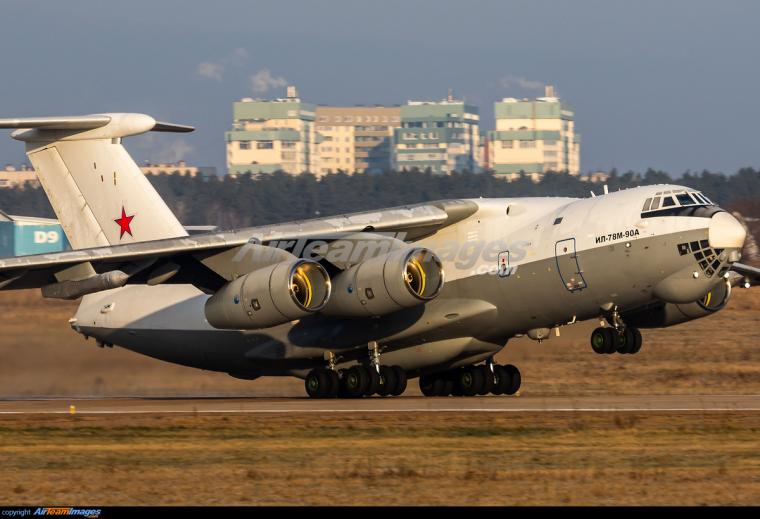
left=642, top=198, right=652, bottom=211
left=651, top=196, right=661, bottom=210
left=662, top=196, right=676, bottom=207
left=676, top=193, right=696, bottom=206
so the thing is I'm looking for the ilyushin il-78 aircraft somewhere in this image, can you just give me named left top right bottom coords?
left=0, top=113, right=757, bottom=398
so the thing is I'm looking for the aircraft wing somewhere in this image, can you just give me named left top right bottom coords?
left=0, top=199, right=476, bottom=298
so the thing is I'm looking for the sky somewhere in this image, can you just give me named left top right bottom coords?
left=1, top=0, right=759, bottom=176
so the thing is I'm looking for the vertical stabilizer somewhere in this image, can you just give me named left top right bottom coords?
left=0, top=113, right=191, bottom=249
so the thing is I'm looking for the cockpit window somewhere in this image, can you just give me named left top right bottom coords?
left=676, top=193, right=696, bottom=206
left=641, top=189, right=717, bottom=217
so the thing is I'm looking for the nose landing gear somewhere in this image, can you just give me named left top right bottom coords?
left=590, top=306, right=643, bottom=355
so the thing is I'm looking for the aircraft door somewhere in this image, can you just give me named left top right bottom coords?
left=555, top=238, right=587, bottom=292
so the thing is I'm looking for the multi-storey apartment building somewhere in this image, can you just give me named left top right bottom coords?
left=394, top=95, right=481, bottom=174
left=226, top=86, right=319, bottom=175
left=489, top=85, right=580, bottom=179
left=315, top=106, right=400, bottom=175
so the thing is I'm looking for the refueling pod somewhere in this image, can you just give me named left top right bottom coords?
left=323, top=247, right=444, bottom=317
left=205, top=259, right=331, bottom=329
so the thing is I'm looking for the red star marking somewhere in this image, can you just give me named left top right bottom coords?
left=114, top=206, right=135, bottom=238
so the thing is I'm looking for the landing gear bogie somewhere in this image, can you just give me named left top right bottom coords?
left=420, top=363, right=521, bottom=397
left=306, top=364, right=409, bottom=398
left=591, top=326, right=643, bottom=355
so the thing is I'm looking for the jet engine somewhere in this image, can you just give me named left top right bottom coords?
left=622, top=280, right=731, bottom=328
left=205, top=259, right=331, bottom=329
left=322, top=247, right=444, bottom=317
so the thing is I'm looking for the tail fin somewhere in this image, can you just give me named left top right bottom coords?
left=0, top=113, right=191, bottom=249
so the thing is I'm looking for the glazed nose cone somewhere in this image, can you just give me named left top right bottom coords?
left=708, top=211, right=746, bottom=249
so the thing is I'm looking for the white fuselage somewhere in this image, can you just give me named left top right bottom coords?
left=71, top=185, right=742, bottom=378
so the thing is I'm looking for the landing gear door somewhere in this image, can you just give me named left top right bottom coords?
left=555, top=238, right=587, bottom=292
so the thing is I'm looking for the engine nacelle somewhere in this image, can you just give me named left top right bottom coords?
left=322, top=247, right=444, bottom=317
left=205, top=259, right=331, bottom=330
left=623, top=280, right=731, bottom=328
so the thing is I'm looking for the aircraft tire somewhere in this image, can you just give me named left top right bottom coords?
left=477, top=365, right=495, bottom=395
left=458, top=367, right=484, bottom=397
left=591, top=327, right=612, bottom=354
left=305, top=368, right=331, bottom=398
left=491, top=366, right=506, bottom=395
left=326, top=369, right=340, bottom=397
left=503, top=364, right=521, bottom=395
left=341, top=366, right=369, bottom=398
left=441, top=377, right=454, bottom=396
left=377, top=366, right=397, bottom=397
left=365, top=366, right=381, bottom=396
left=391, top=366, right=407, bottom=396
left=630, top=327, right=643, bottom=354
left=419, top=374, right=437, bottom=396
left=616, top=329, right=633, bottom=354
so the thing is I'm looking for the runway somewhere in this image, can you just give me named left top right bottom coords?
left=1, top=394, right=759, bottom=414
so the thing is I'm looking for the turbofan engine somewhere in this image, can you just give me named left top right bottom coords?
left=322, top=247, right=444, bottom=317
left=622, top=280, right=731, bottom=328
left=205, top=259, right=331, bottom=329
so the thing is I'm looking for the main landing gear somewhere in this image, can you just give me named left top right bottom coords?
left=305, top=365, right=408, bottom=398
left=419, top=363, right=521, bottom=397
left=590, top=307, right=643, bottom=354
left=305, top=343, right=408, bottom=399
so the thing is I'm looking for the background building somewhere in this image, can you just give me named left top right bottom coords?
left=0, top=165, right=39, bottom=188
left=140, top=161, right=216, bottom=177
left=489, top=85, right=580, bottom=180
left=226, top=86, right=319, bottom=175
left=315, top=106, right=400, bottom=175
left=394, top=94, right=481, bottom=174
left=0, top=210, right=69, bottom=257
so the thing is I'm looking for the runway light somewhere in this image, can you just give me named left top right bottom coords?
left=69, top=405, right=76, bottom=415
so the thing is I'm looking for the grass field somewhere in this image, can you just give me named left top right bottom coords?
left=1, top=287, right=759, bottom=398
left=1, top=288, right=759, bottom=505
left=1, top=412, right=759, bottom=505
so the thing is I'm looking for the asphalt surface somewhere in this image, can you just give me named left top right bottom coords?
left=0, top=394, right=759, bottom=414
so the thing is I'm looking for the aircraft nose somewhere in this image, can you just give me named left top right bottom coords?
left=708, top=211, right=746, bottom=249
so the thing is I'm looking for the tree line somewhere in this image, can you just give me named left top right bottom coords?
left=1, top=167, right=759, bottom=229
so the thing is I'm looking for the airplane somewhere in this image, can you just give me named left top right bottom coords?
left=0, top=113, right=758, bottom=399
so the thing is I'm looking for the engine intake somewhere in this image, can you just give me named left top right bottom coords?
left=205, top=259, right=331, bottom=330
left=323, top=247, right=444, bottom=317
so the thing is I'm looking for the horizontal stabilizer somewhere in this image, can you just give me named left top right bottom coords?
left=0, top=113, right=194, bottom=140
left=152, top=121, right=195, bottom=133
left=0, top=115, right=111, bottom=130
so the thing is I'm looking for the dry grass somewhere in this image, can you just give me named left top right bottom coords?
left=1, top=412, right=759, bottom=505
left=0, top=288, right=759, bottom=397
left=1, top=287, right=760, bottom=505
